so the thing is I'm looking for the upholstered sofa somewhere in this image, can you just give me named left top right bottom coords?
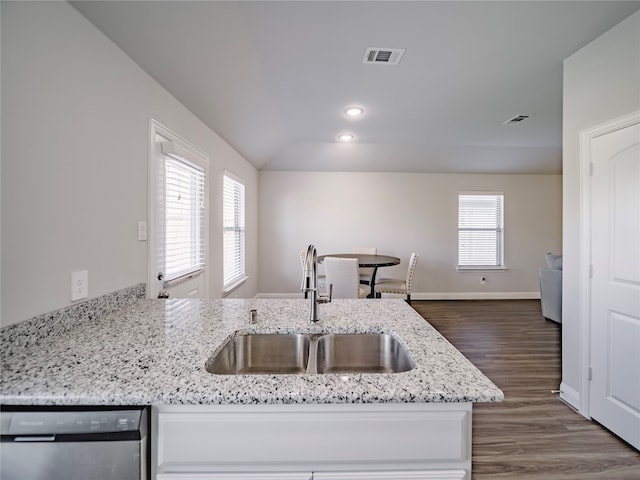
left=539, top=253, right=562, bottom=323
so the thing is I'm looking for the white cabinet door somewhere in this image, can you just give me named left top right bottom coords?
left=157, top=471, right=465, bottom=480
left=154, top=404, right=471, bottom=479
left=158, top=474, right=311, bottom=480
left=155, top=404, right=470, bottom=472
left=313, top=470, right=467, bottom=480
left=157, top=472, right=465, bottom=480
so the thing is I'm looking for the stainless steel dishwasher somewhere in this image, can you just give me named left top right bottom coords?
left=0, top=406, right=149, bottom=480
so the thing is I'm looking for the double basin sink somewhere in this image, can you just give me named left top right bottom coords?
left=207, top=332, right=416, bottom=375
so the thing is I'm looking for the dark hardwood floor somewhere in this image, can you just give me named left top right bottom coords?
left=412, top=300, right=640, bottom=480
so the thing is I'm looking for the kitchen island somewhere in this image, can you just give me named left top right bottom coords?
left=1, top=297, right=503, bottom=479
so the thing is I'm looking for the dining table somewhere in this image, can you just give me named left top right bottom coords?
left=318, top=253, right=401, bottom=298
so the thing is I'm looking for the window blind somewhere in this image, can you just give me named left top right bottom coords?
left=458, top=193, right=504, bottom=267
left=162, top=156, right=206, bottom=283
left=223, top=174, right=246, bottom=289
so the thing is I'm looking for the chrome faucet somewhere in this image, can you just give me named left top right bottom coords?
left=300, top=244, right=332, bottom=322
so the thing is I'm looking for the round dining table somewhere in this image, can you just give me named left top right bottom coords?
left=318, top=254, right=401, bottom=298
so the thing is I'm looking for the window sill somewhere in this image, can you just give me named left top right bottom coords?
left=223, top=276, right=249, bottom=296
left=457, top=266, right=509, bottom=272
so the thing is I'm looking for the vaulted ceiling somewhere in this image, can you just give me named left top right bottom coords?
left=72, top=1, right=640, bottom=174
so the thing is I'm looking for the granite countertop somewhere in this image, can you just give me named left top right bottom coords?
left=1, top=298, right=503, bottom=406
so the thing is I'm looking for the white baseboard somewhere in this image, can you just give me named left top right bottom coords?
left=255, top=292, right=541, bottom=300
left=559, top=382, right=581, bottom=411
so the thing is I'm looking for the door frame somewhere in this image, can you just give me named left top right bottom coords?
left=148, top=119, right=210, bottom=299
left=578, top=110, right=640, bottom=418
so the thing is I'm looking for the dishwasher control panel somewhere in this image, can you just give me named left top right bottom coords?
left=1, top=409, right=143, bottom=435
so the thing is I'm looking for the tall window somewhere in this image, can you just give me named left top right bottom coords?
left=458, top=192, right=504, bottom=268
left=223, top=173, right=246, bottom=291
left=158, top=141, right=207, bottom=285
left=149, top=120, right=209, bottom=300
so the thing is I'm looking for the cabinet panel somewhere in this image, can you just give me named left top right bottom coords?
left=154, top=404, right=471, bottom=478
left=158, top=474, right=311, bottom=480
left=157, top=472, right=465, bottom=480
left=313, top=470, right=466, bottom=480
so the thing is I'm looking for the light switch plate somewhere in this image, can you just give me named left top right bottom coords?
left=71, top=270, right=88, bottom=301
left=138, top=221, right=147, bottom=241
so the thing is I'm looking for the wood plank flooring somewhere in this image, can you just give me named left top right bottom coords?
left=412, top=300, right=640, bottom=480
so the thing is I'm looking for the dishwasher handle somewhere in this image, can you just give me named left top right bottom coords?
left=12, top=436, right=55, bottom=442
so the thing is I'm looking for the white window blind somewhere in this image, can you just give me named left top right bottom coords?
left=458, top=193, right=504, bottom=267
left=160, top=153, right=206, bottom=285
left=223, top=174, right=246, bottom=290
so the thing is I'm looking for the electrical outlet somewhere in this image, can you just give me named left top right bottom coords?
left=71, top=270, right=88, bottom=301
left=480, top=276, right=487, bottom=285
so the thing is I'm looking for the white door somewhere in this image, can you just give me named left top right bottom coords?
left=149, top=120, right=209, bottom=300
left=589, top=120, right=640, bottom=450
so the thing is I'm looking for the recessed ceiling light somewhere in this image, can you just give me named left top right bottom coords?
left=338, top=133, right=354, bottom=142
left=345, top=107, right=364, bottom=117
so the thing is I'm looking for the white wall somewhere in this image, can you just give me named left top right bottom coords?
left=1, top=1, right=258, bottom=326
left=561, top=11, right=640, bottom=409
left=258, top=172, right=561, bottom=298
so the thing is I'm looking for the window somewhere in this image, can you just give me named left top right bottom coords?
left=149, top=120, right=209, bottom=300
left=223, top=173, right=246, bottom=291
left=458, top=192, right=504, bottom=268
left=158, top=141, right=207, bottom=285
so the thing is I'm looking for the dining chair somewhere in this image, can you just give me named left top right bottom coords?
left=352, top=247, right=377, bottom=285
left=375, top=252, right=419, bottom=304
left=324, top=257, right=370, bottom=299
left=299, top=249, right=325, bottom=296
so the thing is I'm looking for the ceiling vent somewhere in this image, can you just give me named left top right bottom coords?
left=503, top=115, right=532, bottom=125
left=363, top=47, right=406, bottom=65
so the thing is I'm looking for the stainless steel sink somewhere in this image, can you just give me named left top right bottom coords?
left=207, top=332, right=415, bottom=375
left=315, top=333, right=415, bottom=374
left=206, top=333, right=310, bottom=374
